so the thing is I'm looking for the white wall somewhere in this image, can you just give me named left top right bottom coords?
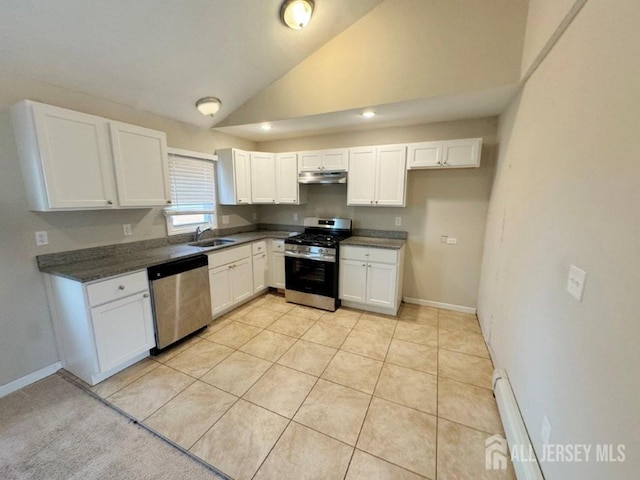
left=258, top=118, right=497, bottom=308
left=478, top=1, right=640, bottom=477
left=0, top=77, right=256, bottom=387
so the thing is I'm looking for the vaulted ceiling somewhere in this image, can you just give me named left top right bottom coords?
left=1, top=0, right=529, bottom=140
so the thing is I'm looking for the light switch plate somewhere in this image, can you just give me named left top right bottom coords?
left=35, top=231, right=49, bottom=246
left=252, top=212, right=257, bottom=221
left=123, top=224, right=132, bottom=236
left=567, top=265, right=587, bottom=301
left=293, top=213, right=299, bottom=222
left=222, top=215, right=230, bottom=225
left=395, top=216, right=402, bottom=226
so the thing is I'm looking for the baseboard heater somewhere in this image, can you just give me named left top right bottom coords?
left=493, top=369, right=545, bottom=480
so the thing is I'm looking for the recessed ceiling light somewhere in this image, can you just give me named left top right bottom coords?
left=281, top=0, right=314, bottom=30
left=361, top=111, right=376, bottom=118
left=195, top=97, right=222, bottom=116
left=260, top=124, right=273, bottom=131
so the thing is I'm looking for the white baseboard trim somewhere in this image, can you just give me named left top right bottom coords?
left=0, top=362, right=62, bottom=399
left=403, top=297, right=477, bottom=315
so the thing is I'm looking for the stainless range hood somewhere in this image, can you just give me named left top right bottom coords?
left=298, top=171, right=347, bottom=184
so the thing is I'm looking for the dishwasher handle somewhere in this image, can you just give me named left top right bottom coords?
left=148, top=254, right=208, bottom=280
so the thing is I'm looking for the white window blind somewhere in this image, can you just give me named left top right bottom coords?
left=165, top=153, right=216, bottom=215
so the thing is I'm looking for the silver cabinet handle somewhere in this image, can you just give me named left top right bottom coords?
left=143, top=293, right=149, bottom=298
left=107, top=200, right=113, bottom=205
left=118, top=285, right=125, bottom=290
left=365, top=253, right=370, bottom=256
left=361, top=263, right=366, bottom=267
left=167, top=200, right=172, bottom=204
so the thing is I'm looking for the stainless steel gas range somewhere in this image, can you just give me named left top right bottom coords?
left=284, top=217, right=352, bottom=311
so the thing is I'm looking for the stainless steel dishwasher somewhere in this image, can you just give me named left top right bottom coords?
left=148, top=255, right=211, bottom=350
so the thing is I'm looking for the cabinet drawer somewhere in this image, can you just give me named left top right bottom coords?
left=87, top=270, right=149, bottom=307
left=271, top=239, right=285, bottom=252
left=252, top=241, right=267, bottom=255
left=340, top=246, right=398, bottom=264
left=208, top=244, right=251, bottom=269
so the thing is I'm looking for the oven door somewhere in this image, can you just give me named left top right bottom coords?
left=284, top=254, right=337, bottom=299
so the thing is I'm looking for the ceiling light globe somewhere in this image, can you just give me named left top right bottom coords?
left=281, top=0, right=314, bottom=30
left=195, top=97, right=222, bottom=116
left=362, top=111, right=376, bottom=118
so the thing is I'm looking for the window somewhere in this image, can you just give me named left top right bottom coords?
left=165, top=148, right=217, bottom=235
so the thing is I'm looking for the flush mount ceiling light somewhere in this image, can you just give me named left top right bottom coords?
left=260, top=124, right=273, bottom=131
left=281, top=0, right=315, bottom=30
left=361, top=110, right=376, bottom=118
left=195, top=97, right=222, bottom=116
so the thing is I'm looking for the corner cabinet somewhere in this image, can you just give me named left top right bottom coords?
left=339, top=245, right=405, bottom=315
left=407, top=138, right=482, bottom=169
left=46, top=270, right=156, bottom=386
left=11, top=100, right=172, bottom=211
left=347, top=145, right=407, bottom=207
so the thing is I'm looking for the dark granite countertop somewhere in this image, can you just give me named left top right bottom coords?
left=340, top=236, right=406, bottom=250
left=40, top=231, right=296, bottom=283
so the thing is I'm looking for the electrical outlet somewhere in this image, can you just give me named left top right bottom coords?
left=567, top=265, right=587, bottom=301
left=541, top=416, right=552, bottom=445
left=123, top=224, right=132, bottom=236
left=35, top=231, right=49, bottom=246
left=395, top=216, right=402, bottom=227
left=446, top=237, right=458, bottom=245
left=222, top=215, right=230, bottom=225
left=293, top=213, right=299, bottom=222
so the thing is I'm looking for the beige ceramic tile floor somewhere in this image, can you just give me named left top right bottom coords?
left=88, top=293, right=517, bottom=480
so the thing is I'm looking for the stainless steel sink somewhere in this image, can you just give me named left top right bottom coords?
left=188, top=238, right=236, bottom=248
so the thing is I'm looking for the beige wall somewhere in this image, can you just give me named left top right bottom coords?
left=220, top=0, right=527, bottom=126
left=258, top=117, right=497, bottom=308
left=478, top=0, right=640, bottom=477
left=520, top=0, right=583, bottom=76
left=0, top=76, right=256, bottom=386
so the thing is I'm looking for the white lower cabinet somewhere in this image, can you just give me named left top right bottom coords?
left=268, top=239, right=286, bottom=289
left=207, top=244, right=257, bottom=318
left=339, top=245, right=405, bottom=315
left=47, top=270, right=155, bottom=386
left=252, top=241, right=269, bottom=293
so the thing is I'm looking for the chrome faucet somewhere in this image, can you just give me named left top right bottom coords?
left=194, top=226, right=212, bottom=242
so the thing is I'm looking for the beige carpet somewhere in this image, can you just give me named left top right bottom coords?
left=0, top=373, right=227, bottom=480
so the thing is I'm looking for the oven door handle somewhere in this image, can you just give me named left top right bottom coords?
left=284, top=251, right=336, bottom=263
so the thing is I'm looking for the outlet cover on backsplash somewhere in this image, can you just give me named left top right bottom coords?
left=222, top=215, right=230, bottom=225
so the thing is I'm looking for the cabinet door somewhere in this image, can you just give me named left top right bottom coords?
left=210, top=265, right=233, bottom=316
left=274, top=252, right=286, bottom=289
left=407, top=141, right=442, bottom=169
left=90, top=292, right=155, bottom=373
left=366, top=263, right=397, bottom=308
left=231, top=257, right=253, bottom=304
left=441, top=138, right=482, bottom=168
left=109, top=122, right=171, bottom=207
left=322, top=149, right=348, bottom=171
left=251, top=152, right=276, bottom=203
left=339, top=260, right=367, bottom=302
left=275, top=153, right=299, bottom=204
left=31, top=103, right=117, bottom=209
left=298, top=151, right=322, bottom=172
left=376, top=145, right=407, bottom=206
left=252, top=253, right=268, bottom=293
left=347, top=147, right=376, bottom=206
left=233, top=150, right=252, bottom=204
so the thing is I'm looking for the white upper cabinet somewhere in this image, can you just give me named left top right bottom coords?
left=275, top=153, right=303, bottom=204
left=347, top=144, right=407, bottom=207
left=11, top=100, right=117, bottom=211
left=109, top=122, right=171, bottom=207
left=298, top=148, right=348, bottom=172
left=11, top=100, right=172, bottom=211
left=217, top=148, right=252, bottom=205
left=407, top=138, right=482, bottom=169
left=250, top=152, right=276, bottom=203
